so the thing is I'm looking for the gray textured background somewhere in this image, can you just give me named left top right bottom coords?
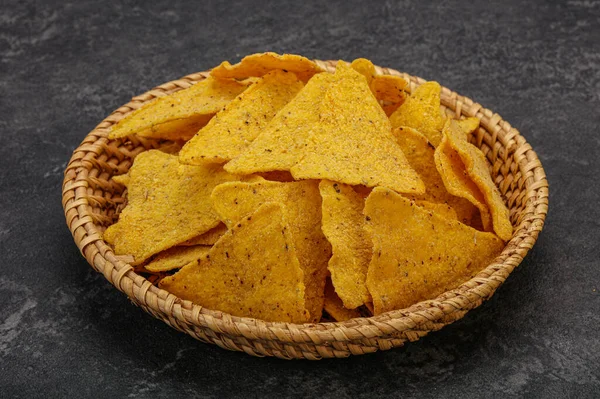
left=1, top=0, right=599, bottom=398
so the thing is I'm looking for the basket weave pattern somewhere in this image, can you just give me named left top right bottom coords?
left=62, top=61, right=548, bottom=359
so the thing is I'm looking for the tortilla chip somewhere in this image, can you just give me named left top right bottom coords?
left=370, top=75, right=407, bottom=103
left=414, top=200, right=458, bottom=220
left=350, top=58, right=407, bottom=101
left=319, top=180, right=371, bottom=309
left=350, top=58, right=376, bottom=84
left=179, top=70, right=304, bottom=164
left=102, top=224, right=117, bottom=245
left=160, top=203, right=309, bottom=323
left=441, top=118, right=513, bottom=241
left=109, top=77, right=250, bottom=141
left=224, top=72, right=336, bottom=174
left=323, top=279, right=361, bottom=322
left=112, top=174, right=130, bottom=187
left=392, top=126, right=480, bottom=226
left=351, top=58, right=407, bottom=112
left=389, top=81, right=446, bottom=146
left=456, top=117, right=481, bottom=139
left=382, top=102, right=402, bottom=117
left=210, top=52, right=323, bottom=82
left=179, top=223, right=228, bottom=246
left=364, top=187, right=505, bottom=314
left=144, top=245, right=211, bottom=273
left=435, top=136, right=493, bottom=231
left=103, top=150, right=247, bottom=264
left=211, top=180, right=330, bottom=322
left=291, top=63, right=425, bottom=194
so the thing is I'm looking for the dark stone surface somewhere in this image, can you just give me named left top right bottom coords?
left=0, top=0, right=598, bottom=397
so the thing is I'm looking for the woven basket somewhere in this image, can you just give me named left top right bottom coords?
left=62, top=60, right=548, bottom=359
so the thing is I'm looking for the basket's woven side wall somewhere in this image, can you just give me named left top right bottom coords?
left=62, top=62, right=548, bottom=359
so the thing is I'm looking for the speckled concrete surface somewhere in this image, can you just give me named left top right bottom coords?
left=1, top=0, right=598, bottom=397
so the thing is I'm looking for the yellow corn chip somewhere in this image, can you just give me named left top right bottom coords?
left=210, top=52, right=323, bottom=82
left=389, top=81, right=446, bottom=146
left=179, top=223, right=228, bottom=246
left=144, top=245, right=211, bottom=273
left=365, top=187, right=505, bottom=314
left=435, top=136, right=493, bottom=231
left=350, top=58, right=375, bottom=84
left=290, top=63, right=424, bottom=194
left=350, top=58, right=407, bottom=102
left=456, top=117, right=481, bottom=139
left=350, top=58, right=407, bottom=115
left=102, top=224, right=117, bottom=245
left=160, top=203, right=309, bottom=323
left=109, top=77, right=250, bottom=141
left=211, top=180, right=330, bottom=323
left=319, top=180, right=371, bottom=309
left=179, top=70, right=304, bottom=165
left=112, top=174, right=130, bottom=187
left=323, top=279, right=361, bottom=322
left=441, top=118, right=513, bottom=241
left=370, top=75, right=407, bottom=103
left=103, top=150, right=247, bottom=264
left=414, top=200, right=458, bottom=220
left=382, top=102, right=402, bottom=117
left=224, top=72, right=336, bottom=174
left=392, top=126, right=480, bottom=226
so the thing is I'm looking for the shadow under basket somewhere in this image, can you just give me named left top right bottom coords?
left=62, top=60, right=548, bottom=360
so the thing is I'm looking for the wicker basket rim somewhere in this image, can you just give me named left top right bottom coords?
left=62, top=60, right=548, bottom=349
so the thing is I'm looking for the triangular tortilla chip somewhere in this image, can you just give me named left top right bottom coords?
left=323, top=279, right=361, bottom=322
left=211, top=180, right=330, bottom=322
left=111, top=174, right=130, bottom=187
left=224, top=72, right=336, bottom=174
left=435, top=134, right=493, bottom=231
left=382, top=102, right=402, bottom=117
left=290, top=63, right=424, bottom=194
left=351, top=58, right=407, bottom=109
left=370, top=74, right=407, bottom=103
left=210, top=52, right=323, bottom=82
left=389, top=81, right=446, bottom=146
left=455, top=117, right=481, bottom=139
left=160, top=203, right=309, bottom=323
left=109, top=77, right=250, bottom=141
left=414, top=200, right=458, bottom=220
left=178, top=223, right=228, bottom=246
left=179, top=70, right=304, bottom=164
left=144, top=245, right=211, bottom=273
left=392, top=126, right=480, bottom=226
left=364, top=187, right=505, bottom=314
left=319, top=180, right=371, bottom=309
left=103, top=150, right=247, bottom=264
left=440, top=118, right=513, bottom=241
left=350, top=58, right=376, bottom=85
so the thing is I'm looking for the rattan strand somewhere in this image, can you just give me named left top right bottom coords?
left=62, top=60, right=548, bottom=359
